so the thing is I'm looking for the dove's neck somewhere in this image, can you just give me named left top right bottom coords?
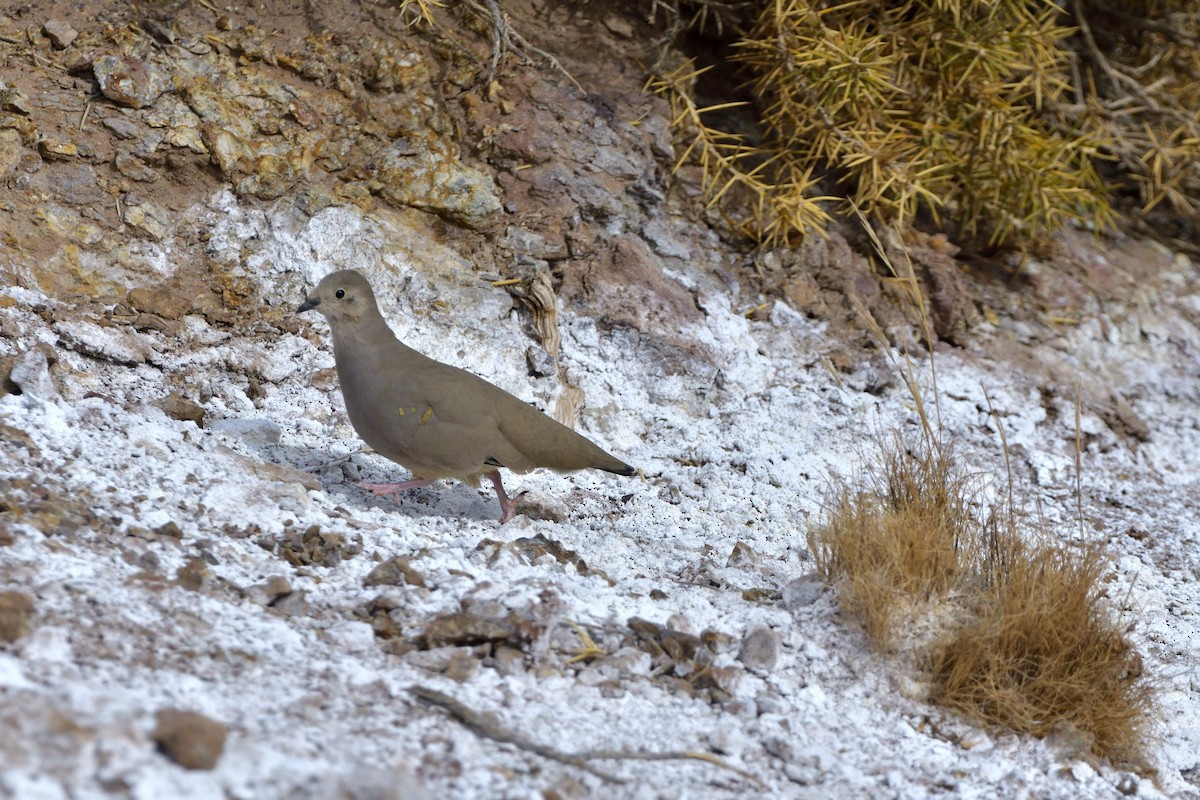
left=330, top=313, right=400, bottom=367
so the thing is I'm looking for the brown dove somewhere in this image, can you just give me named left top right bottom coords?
left=298, top=269, right=634, bottom=523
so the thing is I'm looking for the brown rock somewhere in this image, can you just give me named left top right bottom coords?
left=726, top=541, right=759, bottom=569
left=444, top=650, right=481, bottom=682
left=38, top=139, right=79, bottom=160
left=115, top=150, right=161, bottom=182
left=311, top=367, right=339, bottom=391
left=376, top=147, right=502, bottom=230
left=155, top=392, right=206, bottom=427
left=122, top=198, right=172, bottom=239
left=0, top=130, right=22, bottom=178
left=419, top=611, right=520, bottom=649
left=364, top=556, right=427, bottom=588
left=175, top=557, right=210, bottom=592
left=248, top=575, right=292, bottom=605
left=899, top=230, right=977, bottom=345
left=153, top=709, right=227, bottom=770
left=0, top=590, right=34, bottom=642
left=42, top=20, right=78, bottom=49
left=126, top=285, right=193, bottom=319
left=0, top=85, right=31, bottom=115
left=93, top=55, right=171, bottom=109
left=278, top=525, right=359, bottom=567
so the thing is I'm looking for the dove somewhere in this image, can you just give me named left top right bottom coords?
left=297, top=269, right=634, bottom=523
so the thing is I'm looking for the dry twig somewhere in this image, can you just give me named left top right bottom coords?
left=462, top=0, right=582, bottom=92
left=409, top=685, right=764, bottom=787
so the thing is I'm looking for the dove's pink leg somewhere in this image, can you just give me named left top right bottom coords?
left=487, top=471, right=517, bottom=524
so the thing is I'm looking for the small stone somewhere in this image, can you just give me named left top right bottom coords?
left=93, top=55, right=171, bottom=109
left=763, top=735, right=794, bottom=759
left=248, top=575, right=293, bottom=605
left=603, top=14, right=634, bottom=38
left=42, top=20, right=78, bottom=49
left=38, top=139, right=78, bottom=160
left=597, top=647, right=652, bottom=677
left=153, top=709, right=227, bottom=770
left=444, top=651, right=480, bottom=682
left=101, top=115, right=141, bottom=140
left=209, top=418, right=282, bottom=446
left=755, top=692, right=786, bottom=715
left=155, top=392, right=206, bottom=427
left=737, top=626, right=781, bottom=671
left=40, top=163, right=105, bottom=205
left=174, top=557, right=209, bottom=592
left=0, top=355, right=19, bottom=396
left=403, top=645, right=470, bottom=672
left=364, top=556, right=427, bottom=588
left=376, top=146, right=502, bottom=230
left=525, top=345, right=555, bottom=378
left=724, top=698, right=757, bottom=717
left=781, top=573, right=825, bottom=609
left=0, top=590, right=34, bottom=642
left=115, top=150, right=160, bottom=182
left=700, top=629, right=736, bottom=654
left=121, top=198, right=172, bottom=239
left=665, top=613, right=697, bottom=637
left=491, top=645, right=526, bottom=676
left=278, top=526, right=359, bottom=568
left=726, top=540, right=759, bottom=569
left=155, top=521, right=184, bottom=540
left=270, top=589, right=309, bottom=617
left=1115, top=773, right=1139, bottom=795
left=311, top=368, right=339, bottom=391
left=0, top=85, right=31, bottom=115
left=9, top=346, right=59, bottom=400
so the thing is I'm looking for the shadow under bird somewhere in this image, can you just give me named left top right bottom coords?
left=297, top=269, right=635, bottom=523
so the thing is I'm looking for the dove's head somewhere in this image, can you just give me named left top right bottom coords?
left=297, top=269, right=379, bottom=325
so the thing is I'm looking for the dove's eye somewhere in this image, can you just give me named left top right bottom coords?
left=335, top=289, right=346, bottom=299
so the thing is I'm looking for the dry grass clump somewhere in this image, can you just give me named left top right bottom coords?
left=808, top=436, right=973, bottom=648
left=929, top=527, right=1152, bottom=764
left=810, top=426, right=1153, bottom=763
left=809, top=422, right=1154, bottom=764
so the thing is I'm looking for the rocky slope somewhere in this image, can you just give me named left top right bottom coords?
left=2, top=2, right=1198, bottom=798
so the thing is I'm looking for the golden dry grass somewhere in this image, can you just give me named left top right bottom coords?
left=929, top=527, right=1152, bottom=765
left=808, top=436, right=972, bottom=648
left=809, top=426, right=1154, bottom=764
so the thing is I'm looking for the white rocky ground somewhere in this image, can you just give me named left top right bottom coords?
left=1, top=195, right=1198, bottom=799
